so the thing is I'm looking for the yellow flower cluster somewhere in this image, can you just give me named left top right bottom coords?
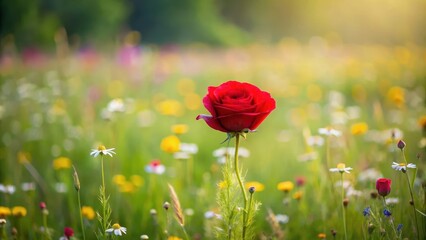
left=112, top=174, right=144, bottom=193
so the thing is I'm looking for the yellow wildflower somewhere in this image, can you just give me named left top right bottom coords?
left=277, top=181, right=294, bottom=193
left=171, top=124, right=188, bottom=135
left=0, top=206, right=11, bottom=218
left=387, top=86, right=405, bottom=108
left=81, top=206, right=96, bottom=220
left=160, top=135, right=180, bottom=153
left=130, top=175, right=144, bottom=187
left=112, top=174, right=126, bottom=186
left=51, top=98, right=66, bottom=115
left=12, top=206, right=27, bottom=217
left=218, top=181, right=228, bottom=189
left=118, top=182, right=136, bottom=193
left=156, top=99, right=183, bottom=116
left=245, top=181, right=265, bottom=192
left=351, top=122, right=368, bottom=135
left=168, top=236, right=183, bottom=240
left=318, top=233, right=326, bottom=239
left=53, top=157, right=72, bottom=170
left=418, top=115, right=426, bottom=129
left=293, top=191, right=303, bottom=200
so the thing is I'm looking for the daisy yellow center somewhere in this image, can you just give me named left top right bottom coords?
left=112, top=223, right=121, bottom=229
left=398, top=163, right=406, bottom=166
left=97, top=145, right=107, bottom=151
left=337, top=163, right=346, bottom=169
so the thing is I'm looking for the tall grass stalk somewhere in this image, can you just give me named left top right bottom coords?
left=73, top=165, right=86, bottom=240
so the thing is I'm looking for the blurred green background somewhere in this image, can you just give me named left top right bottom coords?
left=1, top=0, right=426, bottom=48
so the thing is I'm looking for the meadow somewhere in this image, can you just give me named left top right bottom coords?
left=0, top=39, right=425, bottom=239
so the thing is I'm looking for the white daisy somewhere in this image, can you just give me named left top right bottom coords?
left=392, top=162, right=416, bottom=171
left=90, top=145, right=116, bottom=157
left=385, top=197, right=400, bottom=205
left=174, top=143, right=199, bottom=160
left=275, top=214, right=289, bottom=224
left=306, top=136, right=324, bottom=147
left=213, top=147, right=250, bottom=164
left=329, top=163, right=353, bottom=174
left=21, top=182, right=36, bottom=192
left=0, top=184, right=16, bottom=194
left=106, top=223, right=127, bottom=236
left=180, top=143, right=198, bottom=154
left=318, top=127, right=342, bottom=137
left=107, top=98, right=126, bottom=113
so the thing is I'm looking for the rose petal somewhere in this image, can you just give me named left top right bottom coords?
left=196, top=114, right=228, bottom=132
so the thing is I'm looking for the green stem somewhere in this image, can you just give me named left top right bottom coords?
left=77, top=191, right=86, bottom=240
left=1, top=225, right=8, bottom=240
left=234, top=134, right=248, bottom=239
left=247, top=192, right=254, bottom=233
left=101, top=156, right=107, bottom=239
left=404, top=172, right=420, bottom=240
left=341, top=173, right=347, bottom=240
left=326, top=136, right=331, bottom=170
left=42, top=213, right=50, bottom=240
left=181, top=225, right=190, bottom=240
left=401, top=149, right=420, bottom=240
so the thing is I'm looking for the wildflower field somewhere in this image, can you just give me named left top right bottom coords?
left=1, top=40, right=426, bottom=239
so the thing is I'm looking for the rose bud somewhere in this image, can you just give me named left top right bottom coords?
left=376, top=178, right=392, bottom=197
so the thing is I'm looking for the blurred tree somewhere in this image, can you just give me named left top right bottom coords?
left=1, top=0, right=425, bottom=48
left=126, top=0, right=248, bottom=45
left=1, top=0, right=126, bottom=48
left=1, top=0, right=60, bottom=47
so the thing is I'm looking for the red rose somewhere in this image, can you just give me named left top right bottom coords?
left=376, top=178, right=392, bottom=197
left=196, top=81, right=276, bottom=133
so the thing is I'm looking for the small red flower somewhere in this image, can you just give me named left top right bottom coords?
left=39, top=202, right=46, bottom=210
left=376, top=178, right=392, bottom=197
left=64, top=227, right=74, bottom=238
left=295, top=176, right=306, bottom=187
left=197, top=81, right=276, bottom=133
